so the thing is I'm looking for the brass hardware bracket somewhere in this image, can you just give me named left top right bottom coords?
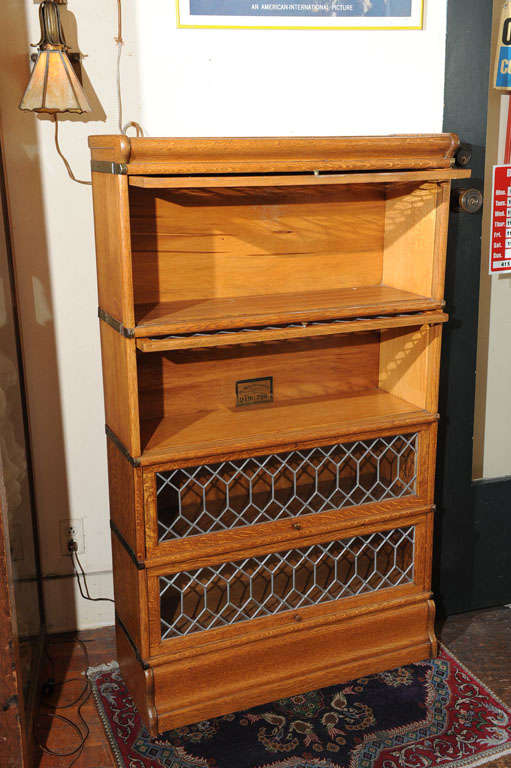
left=105, top=425, right=140, bottom=467
left=30, top=51, right=82, bottom=63
left=91, top=160, right=128, bottom=175
left=116, top=613, right=150, bottom=670
left=98, top=308, right=135, bottom=338
left=110, top=520, right=145, bottom=571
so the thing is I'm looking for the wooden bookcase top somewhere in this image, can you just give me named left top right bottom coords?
left=89, top=133, right=462, bottom=176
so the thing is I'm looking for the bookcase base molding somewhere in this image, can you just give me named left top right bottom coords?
left=89, top=133, right=469, bottom=737
left=115, top=592, right=436, bottom=736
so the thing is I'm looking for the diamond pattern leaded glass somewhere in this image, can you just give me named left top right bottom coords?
left=160, top=526, right=415, bottom=640
left=156, top=434, right=418, bottom=541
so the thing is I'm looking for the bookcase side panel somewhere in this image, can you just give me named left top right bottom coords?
left=431, top=182, right=451, bottom=301
left=107, top=439, right=145, bottom=560
left=115, top=623, right=158, bottom=735
left=112, top=533, right=150, bottom=659
left=99, top=321, right=141, bottom=457
left=91, top=172, right=135, bottom=327
left=378, top=324, right=442, bottom=411
left=382, top=183, right=438, bottom=298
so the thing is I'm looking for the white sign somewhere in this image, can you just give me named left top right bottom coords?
left=489, top=164, right=511, bottom=274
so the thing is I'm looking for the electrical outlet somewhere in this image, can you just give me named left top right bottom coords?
left=59, top=519, right=85, bottom=556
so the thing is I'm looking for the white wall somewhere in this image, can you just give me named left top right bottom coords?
left=1, top=0, right=448, bottom=632
left=136, top=0, right=448, bottom=137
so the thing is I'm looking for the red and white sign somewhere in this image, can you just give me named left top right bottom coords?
left=489, top=164, right=511, bottom=274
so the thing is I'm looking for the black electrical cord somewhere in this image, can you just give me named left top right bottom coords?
left=70, top=544, right=115, bottom=604
left=37, top=638, right=92, bottom=767
left=36, top=548, right=115, bottom=766
left=43, top=644, right=89, bottom=709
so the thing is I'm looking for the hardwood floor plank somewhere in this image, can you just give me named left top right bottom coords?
left=35, top=628, right=116, bottom=768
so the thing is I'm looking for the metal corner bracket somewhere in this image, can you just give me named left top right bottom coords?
left=110, top=520, right=145, bottom=571
left=116, top=613, right=150, bottom=670
left=91, top=160, right=128, bottom=176
left=98, top=308, right=135, bottom=338
left=105, top=425, right=141, bottom=467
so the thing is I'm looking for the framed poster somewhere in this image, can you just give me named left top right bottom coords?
left=176, top=0, right=423, bottom=30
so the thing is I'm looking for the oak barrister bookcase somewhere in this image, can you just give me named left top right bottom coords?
left=89, top=134, right=470, bottom=737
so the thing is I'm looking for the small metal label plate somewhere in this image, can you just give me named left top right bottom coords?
left=236, top=377, right=273, bottom=407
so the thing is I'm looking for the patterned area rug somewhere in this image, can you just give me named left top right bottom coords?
left=88, top=647, right=511, bottom=768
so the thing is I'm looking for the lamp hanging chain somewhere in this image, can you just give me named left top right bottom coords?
left=52, top=114, right=92, bottom=186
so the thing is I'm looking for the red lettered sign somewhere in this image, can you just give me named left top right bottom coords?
left=489, top=164, right=511, bottom=274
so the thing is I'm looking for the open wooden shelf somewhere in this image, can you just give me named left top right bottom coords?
left=138, top=388, right=436, bottom=465
left=132, top=321, right=443, bottom=465
left=127, top=177, right=452, bottom=338
left=134, top=285, right=442, bottom=336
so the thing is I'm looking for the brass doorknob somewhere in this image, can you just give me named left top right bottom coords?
left=453, top=188, right=483, bottom=214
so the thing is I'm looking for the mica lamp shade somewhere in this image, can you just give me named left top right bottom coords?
left=19, top=47, right=91, bottom=114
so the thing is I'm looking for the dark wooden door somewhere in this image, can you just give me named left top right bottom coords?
left=436, top=0, right=511, bottom=615
left=0, top=455, right=30, bottom=768
left=0, top=135, right=44, bottom=768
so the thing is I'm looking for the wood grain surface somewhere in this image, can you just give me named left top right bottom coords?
left=136, top=311, right=448, bottom=352
left=89, top=134, right=461, bottom=175
left=139, top=390, right=435, bottom=464
left=134, top=287, right=442, bottom=336
left=128, top=168, right=471, bottom=189
left=89, top=135, right=456, bottom=735
left=129, top=184, right=385, bottom=306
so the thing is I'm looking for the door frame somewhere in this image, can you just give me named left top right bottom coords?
left=436, top=0, right=511, bottom=615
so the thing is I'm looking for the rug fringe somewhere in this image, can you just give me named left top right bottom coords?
left=87, top=661, right=126, bottom=768
left=87, top=659, right=119, bottom=678
left=453, top=745, right=511, bottom=768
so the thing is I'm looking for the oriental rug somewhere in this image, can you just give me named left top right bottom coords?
left=88, top=646, right=511, bottom=768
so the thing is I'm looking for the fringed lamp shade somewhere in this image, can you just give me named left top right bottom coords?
left=19, top=0, right=91, bottom=114
left=20, top=47, right=91, bottom=113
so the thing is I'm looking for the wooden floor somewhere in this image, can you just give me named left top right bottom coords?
left=35, top=607, right=511, bottom=767
left=35, top=627, right=117, bottom=768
